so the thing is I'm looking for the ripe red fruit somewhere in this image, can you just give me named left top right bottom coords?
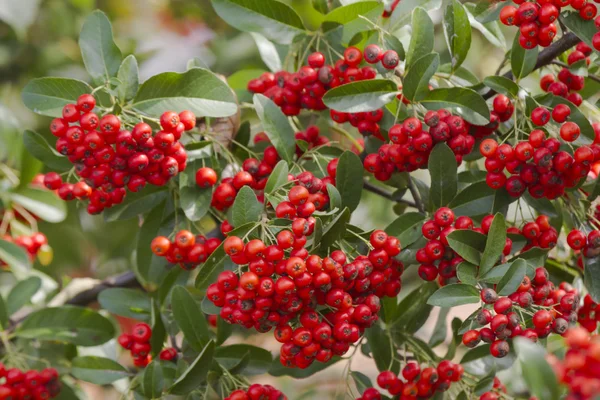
left=560, top=122, right=580, bottom=142
left=132, top=323, right=152, bottom=342
left=195, top=167, right=218, bottom=188
left=307, top=52, right=325, bottom=68
left=531, top=107, right=550, bottom=126
left=490, top=340, right=509, bottom=358
left=381, top=50, right=399, bottom=69
left=567, top=229, right=587, bottom=250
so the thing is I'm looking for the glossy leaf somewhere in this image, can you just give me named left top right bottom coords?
left=71, top=356, right=130, bottom=385
left=6, top=276, right=41, bottom=315
left=169, top=341, right=215, bottom=394
left=456, top=262, right=478, bottom=286
left=215, top=344, right=272, bottom=375
left=264, top=160, right=289, bottom=195
left=390, top=282, right=438, bottom=332
left=497, top=259, right=528, bottom=296
left=443, top=0, right=471, bottom=71
left=403, top=53, right=440, bottom=102
left=428, top=308, right=450, bottom=348
left=446, top=229, right=487, bottom=265
left=171, top=286, right=210, bottom=351
left=427, top=283, right=480, bottom=307
left=322, top=79, right=398, bottom=113
left=327, top=184, right=342, bottom=211
left=561, top=11, right=597, bottom=50
left=231, top=186, right=263, bottom=227
left=483, top=76, right=519, bottom=98
left=406, top=7, right=434, bottom=68
left=21, top=77, right=92, bottom=117
left=420, top=88, right=490, bottom=125
left=319, top=208, right=350, bottom=251
left=141, top=361, right=164, bottom=399
left=23, top=130, right=72, bottom=171
left=117, top=55, right=139, bottom=101
left=428, top=143, right=458, bottom=209
left=195, top=241, right=230, bottom=290
left=449, top=182, right=513, bottom=217
left=479, top=213, right=506, bottom=276
left=0, top=239, right=31, bottom=276
left=10, top=187, right=66, bottom=223
left=389, top=0, right=442, bottom=29
left=0, top=295, right=7, bottom=331
left=385, top=212, right=426, bottom=248
left=335, top=151, right=363, bottom=212
left=135, top=201, right=171, bottom=287
left=97, top=288, right=151, bottom=321
left=133, top=68, right=238, bottom=118
left=351, top=371, right=372, bottom=395
left=364, top=322, right=397, bottom=373
left=253, top=94, right=296, bottom=163
left=585, top=256, right=600, bottom=302
left=250, top=33, right=282, bottom=72
left=103, top=187, right=168, bottom=222
left=514, top=338, right=560, bottom=400
left=510, top=34, right=538, bottom=79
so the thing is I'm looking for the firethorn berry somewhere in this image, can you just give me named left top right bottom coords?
left=481, top=288, right=498, bottom=304
left=159, top=347, right=177, bottom=362
left=132, top=323, right=152, bottom=342
left=151, top=236, right=170, bottom=256
left=381, top=50, right=399, bottom=69
left=567, top=229, right=587, bottom=250
left=560, top=121, right=580, bottom=142
left=363, top=44, right=382, bottom=64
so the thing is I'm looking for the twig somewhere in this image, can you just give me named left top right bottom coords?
left=363, top=180, right=417, bottom=208
left=407, top=178, right=425, bottom=214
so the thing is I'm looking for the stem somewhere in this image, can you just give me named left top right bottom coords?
left=408, top=178, right=425, bottom=214
left=330, top=124, right=364, bottom=153
left=363, top=180, right=417, bottom=208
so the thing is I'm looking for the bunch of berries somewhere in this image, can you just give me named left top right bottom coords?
left=500, top=1, right=597, bottom=49
left=357, top=361, right=464, bottom=399
left=0, top=233, right=47, bottom=267
left=567, top=228, right=600, bottom=257
left=480, top=113, right=600, bottom=198
left=118, top=322, right=153, bottom=367
left=151, top=230, right=221, bottom=270
left=294, top=125, right=330, bottom=157
left=539, top=44, right=594, bottom=107
left=207, top=228, right=402, bottom=368
left=578, top=294, right=600, bottom=332
left=45, top=93, right=192, bottom=214
left=546, top=327, right=600, bottom=399
left=463, top=274, right=579, bottom=358
left=225, top=384, right=287, bottom=400
left=0, top=364, right=61, bottom=399
left=479, top=377, right=509, bottom=400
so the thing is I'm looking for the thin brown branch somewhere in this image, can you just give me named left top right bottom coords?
left=363, top=180, right=417, bottom=208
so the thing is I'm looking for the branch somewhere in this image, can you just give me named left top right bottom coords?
left=483, top=32, right=581, bottom=99
left=407, top=178, right=426, bottom=214
left=363, top=180, right=417, bottom=208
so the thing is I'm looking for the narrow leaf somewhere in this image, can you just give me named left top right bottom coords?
left=253, top=94, right=296, bottom=163
left=427, top=284, right=480, bottom=307
left=428, top=143, right=458, bottom=208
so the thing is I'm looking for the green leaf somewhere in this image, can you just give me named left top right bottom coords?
left=211, top=0, right=305, bottom=44
left=22, top=130, right=71, bottom=171
left=319, top=208, right=350, bottom=250
left=195, top=241, right=230, bottom=290
left=420, top=87, right=490, bottom=125
left=483, top=76, right=519, bottom=98
left=323, top=1, right=380, bottom=25
left=427, top=283, right=480, bottom=307
left=446, top=229, right=487, bottom=265
left=169, top=341, right=215, bottom=394
left=0, top=295, right=7, bottom=331
left=269, top=356, right=340, bottom=378
left=79, top=10, right=122, bottom=84
left=0, top=239, right=31, bottom=276
left=7, top=276, right=42, bottom=315
left=141, top=361, right=164, bottom=399
left=510, top=33, right=538, bottom=79
left=548, top=95, right=595, bottom=146
left=323, top=2, right=383, bottom=45
left=479, top=213, right=506, bottom=276
left=456, top=262, right=478, bottom=286
left=264, top=160, right=289, bottom=195
left=449, top=182, right=513, bottom=217
left=215, top=344, right=272, bottom=375
left=16, top=305, right=115, bottom=346
left=465, top=4, right=505, bottom=49
left=250, top=33, right=282, bottom=72
left=171, top=286, right=210, bottom=352
left=117, top=55, right=139, bottom=101
left=335, top=151, right=363, bottom=212
left=510, top=247, right=549, bottom=269
left=179, top=159, right=212, bottom=222
left=390, top=282, right=438, bottom=333
left=514, top=338, right=560, bottom=400
left=253, top=94, right=296, bottom=163
left=351, top=371, right=372, bottom=395
left=326, top=184, right=342, bottom=211
left=497, top=259, right=528, bottom=296
left=428, top=143, right=458, bottom=208
left=10, top=187, right=66, bottom=223
left=21, top=77, right=92, bottom=117
left=103, top=187, right=168, bottom=222
left=364, top=322, right=398, bottom=373
left=135, top=201, right=171, bottom=287
left=403, top=53, right=440, bottom=102
left=428, top=308, right=450, bottom=348
left=584, top=256, right=600, bottom=302
left=71, top=356, right=130, bottom=385
left=385, top=212, right=426, bottom=248
left=443, top=0, right=471, bottom=71
left=474, top=370, right=496, bottom=395
left=149, top=298, right=166, bottom=358
left=389, top=0, right=442, bottom=29
left=97, top=288, right=151, bottom=321
left=322, top=79, right=398, bottom=113
left=406, top=8, right=434, bottom=68
left=133, top=68, right=238, bottom=118
left=561, top=11, right=598, bottom=50
left=231, top=186, right=263, bottom=227
left=217, top=316, right=233, bottom=345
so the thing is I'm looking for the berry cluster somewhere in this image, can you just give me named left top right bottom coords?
left=207, top=228, right=402, bottom=368
left=118, top=322, right=153, bottom=367
left=578, top=294, right=600, bottom=332
left=225, top=384, right=287, bottom=400
left=463, top=273, right=579, bottom=358
left=45, top=94, right=192, bottom=214
left=480, top=111, right=600, bottom=198
left=247, top=46, right=398, bottom=126
left=357, top=361, right=464, bottom=399
left=539, top=43, right=594, bottom=107
left=547, top=327, right=600, bottom=399
left=0, top=364, right=61, bottom=399
left=567, top=228, right=600, bottom=257
left=151, top=229, right=221, bottom=270
left=0, top=233, right=47, bottom=267
left=478, top=377, right=509, bottom=400
left=418, top=210, right=557, bottom=284
left=294, top=125, right=330, bottom=157
left=500, top=1, right=598, bottom=49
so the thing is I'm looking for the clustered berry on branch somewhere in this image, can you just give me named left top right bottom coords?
left=0, top=364, right=61, bottom=399
left=0, top=232, right=47, bottom=268
left=225, top=384, right=287, bottom=400
left=118, top=322, right=178, bottom=367
left=151, top=229, right=222, bottom=271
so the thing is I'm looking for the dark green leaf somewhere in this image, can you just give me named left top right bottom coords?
left=253, top=94, right=296, bottom=163
left=465, top=4, right=505, bottom=49
left=326, top=184, right=342, bottom=211
left=171, top=286, right=210, bottom=352
left=71, top=356, right=130, bottom=385
left=420, top=87, right=490, bottom=125
left=474, top=370, right=496, bottom=395
left=584, top=256, right=600, bottom=302
left=215, top=344, right=272, bottom=375
left=449, top=182, right=511, bottom=217
left=169, top=341, right=215, bottom=394
left=150, top=299, right=166, bottom=357
left=335, top=151, right=363, bottom=212
left=406, top=8, right=434, bottom=68
left=403, top=53, right=440, bottom=102
left=0, top=239, right=31, bottom=276
left=117, top=55, right=139, bottom=101
left=510, top=33, right=538, bottom=79
left=428, top=308, right=450, bottom=348
left=510, top=247, right=549, bottom=269
left=446, top=230, right=487, bottom=265
left=133, top=68, right=237, bottom=118
left=483, top=76, right=519, bottom=97
left=497, top=259, right=527, bottom=296
left=443, top=0, right=471, bottom=71
left=269, top=356, right=340, bottom=378
left=21, top=77, right=92, bottom=118
left=480, top=213, right=506, bottom=276
left=264, top=160, right=289, bottom=195
left=195, top=242, right=230, bottom=290
left=16, top=305, right=115, bottom=346
left=456, top=262, right=478, bottom=286
left=0, top=295, right=7, bottom=331
left=231, top=186, right=263, bottom=227
left=211, top=0, right=305, bottom=44
left=385, top=212, right=426, bottom=248
left=561, top=11, right=598, bottom=50
left=427, top=283, right=480, bottom=307
left=322, top=79, right=398, bottom=113
left=79, top=10, right=122, bottom=84
left=364, top=322, right=398, bottom=373
left=135, top=201, right=170, bottom=287
left=97, top=288, right=151, bottom=321
left=390, top=282, right=438, bottom=332
left=23, top=130, right=72, bottom=171
left=514, top=338, right=560, bottom=400
left=351, top=371, right=372, bottom=395
left=319, top=208, right=350, bottom=250
left=217, top=315, right=233, bottom=345
left=429, top=143, right=458, bottom=208
left=103, top=187, right=168, bottom=222
left=141, top=361, right=164, bottom=399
